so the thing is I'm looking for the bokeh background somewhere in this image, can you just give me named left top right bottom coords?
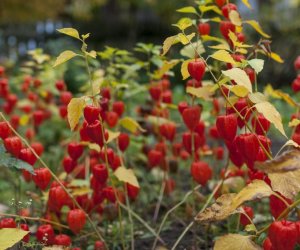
left=0, top=0, right=300, bottom=87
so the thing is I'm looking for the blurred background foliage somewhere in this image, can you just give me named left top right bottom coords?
left=0, top=0, right=300, bottom=87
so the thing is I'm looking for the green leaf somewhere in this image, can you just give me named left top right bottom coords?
left=0, top=228, right=29, bottom=249
left=173, top=18, right=193, bottom=31
left=57, top=28, right=81, bottom=40
left=176, top=6, right=198, bottom=14
left=53, top=50, right=78, bottom=67
left=0, top=145, right=34, bottom=174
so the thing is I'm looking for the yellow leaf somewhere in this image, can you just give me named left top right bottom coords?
left=181, top=59, right=193, bottom=80
left=289, top=119, right=300, bottom=127
left=20, top=115, right=30, bottom=126
left=270, top=52, right=284, bottom=63
left=107, top=130, right=120, bottom=144
left=201, top=35, right=225, bottom=43
left=248, top=59, right=264, bottom=74
left=227, top=85, right=249, bottom=97
left=214, top=234, right=261, bottom=250
left=254, top=101, right=286, bottom=137
left=71, top=186, right=92, bottom=196
left=80, top=141, right=101, bottom=152
left=67, top=97, right=86, bottom=131
left=53, top=50, right=78, bottom=67
left=119, top=117, right=145, bottom=133
left=245, top=20, right=271, bottom=38
left=177, top=6, right=198, bottom=14
left=0, top=228, right=29, bottom=249
left=177, top=33, right=196, bottom=45
left=161, top=35, right=179, bottom=56
left=229, top=10, right=242, bottom=26
left=199, top=5, right=222, bottom=15
left=57, top=28, right=81, bottom=40
left=153, top=60, right=179, bottom=80
left=43, top=246, right=64, bottom=250
left=85, top=50, right=97, bottom=58
left=241, top=0, right=252, bottom=9
left=248, top=92, right=268, bottom=104
left=222, top=68, right=252, bottom=93
left=255, top=150, right=300, bottom=199
left=186, top=85, right=215, bottom=100
left=209, top=44, right=230, bottom=50
left=173, top=18, right=193, bottom=31
left=114, top=166, right=139, bottom=187
left=210, top=50, right=236, bottom=64
left=273, top=90, right=298, bottom=107
left=210, top=17, right=222, bottom=22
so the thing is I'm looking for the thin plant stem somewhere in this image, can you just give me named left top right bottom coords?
left=0, top=112, right=107, bottom=247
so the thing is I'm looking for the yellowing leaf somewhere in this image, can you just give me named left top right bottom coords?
left=245, top=20, right=271, bottom=38
left=248, top=59, right=264, bottom=74
left=178, top=33, right=196, bottom=45
left=229, top=10, right=242, bottom=26
left=67, top=97, right=86, bottom=131
left=177, top=6, right=198, bottom=14
left=255, top=150, right=300, bottom=199
left=199, top=5, right=222, bottom=15
left=57, top=28, right=81, bottom=40
left=270, top=52, right=284, bottom=63
left=222, top=68, right=252, bottom=93
left=119, top=117, right=145, bottom=133
left=53, top=50, right=78, bottom=67
left=153, top=60, right=179, bottom=80
left=210, top=50, right=236, bottom=64
left=248, top=92, right=268, bottom=104
left=289, top=119, right=300, bottom=127
left=0, top=228, right=29, bottom=249
left=85, top=50, right=97, bottom=58
left=161, top=35, right=179, bottom=56
left=241, top=0, right=252, bottom=9
left=72, top=186, right=92, bottom=196
left=227, top=85, right=249, bottom=97
left=214, top=234, right=260, bottom=250
left=147, top=116, right=173, bottom=126
left=20, top=115, right=30, bottom=126
left=80, top=141, right=101, bottom=152
left=273, top=90, right=298, bottom=107
left=201, top=35, right=224, bottom=43
left=107, top=130, right=120, bottom=144
left=114, top=166, right=139, bottom=187
left=173, top=18, right=193, bottom=31
left=209, top=44, right=230, bottom=51
left=180, top=42, right=205, bottom=59
left=254, top=101, right=286, bottom=137
left=186, top=85, right=215, bottom=100
left=181, top=59, right=193, bottom=80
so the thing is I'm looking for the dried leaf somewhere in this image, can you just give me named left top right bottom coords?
left=67, top=97, right=86, bottom=131
left=255, top=150, right=300, bottom=199
left=214, top=234, right=261, bottom=250
left=222, top=68, right=252, bottom=93
left=254, top=102, right=286, bottom=137
left=114, top=166, right=139, bottom=187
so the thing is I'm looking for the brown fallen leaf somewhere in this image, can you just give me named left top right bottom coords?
left=196, top=180, right=273, bottom=222
left=255, top=149, right=300, bottom=199
left=214, top=234, right=262, bottom=250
